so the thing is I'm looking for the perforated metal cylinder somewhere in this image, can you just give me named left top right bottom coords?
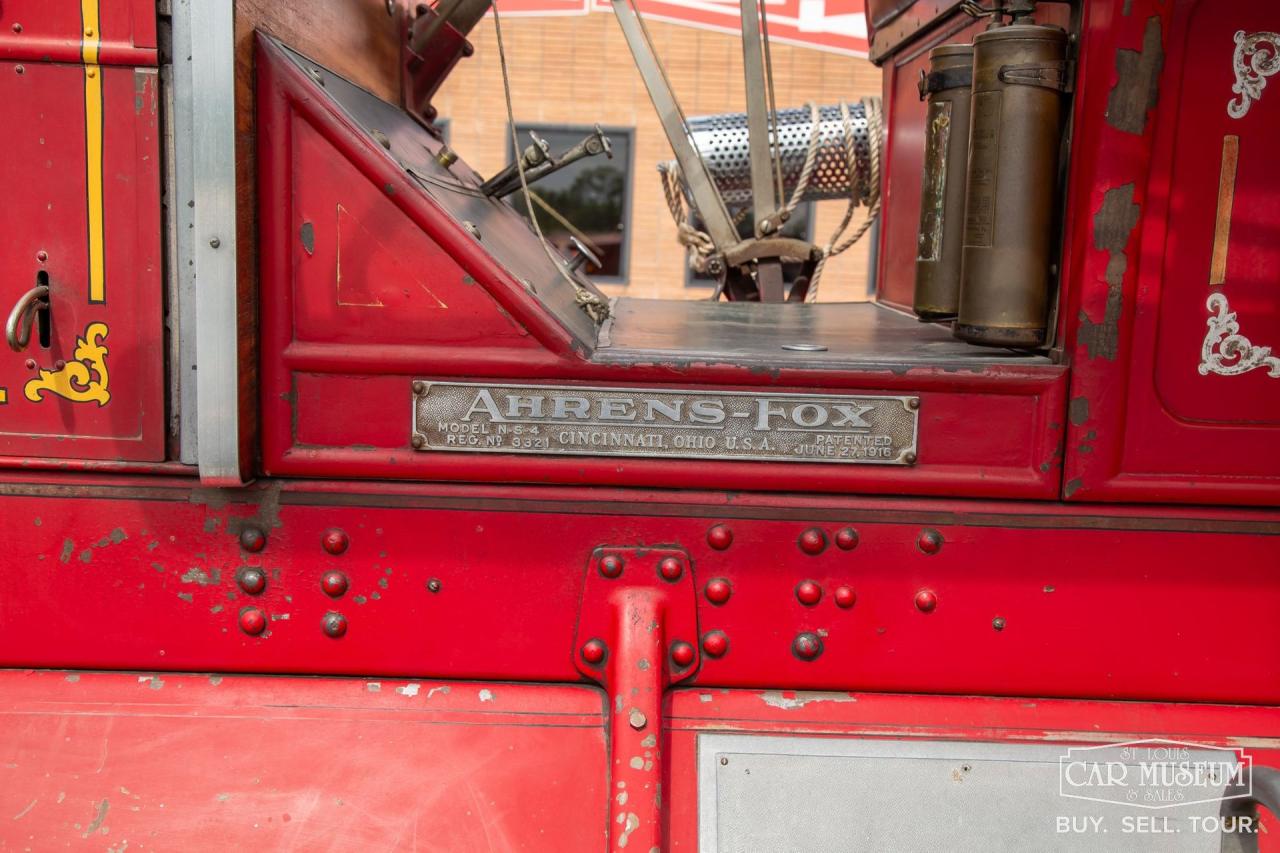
left=687, top=103, right=874, bottom=207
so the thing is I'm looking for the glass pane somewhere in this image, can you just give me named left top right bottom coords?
left=510, top=126, right=631, bottom=279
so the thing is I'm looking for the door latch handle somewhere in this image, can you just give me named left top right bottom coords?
left=5, top=284, right=50, bottom=352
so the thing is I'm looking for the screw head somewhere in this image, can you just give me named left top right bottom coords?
left=795, top=580, right=822, bottom=606
left=835, top=527, right=859, bottom=550
left=704, top=578, right=732, bottom=605
left=321, top=570, right=349, bottom=597
left=628, top=708, right=647, bottom=730
left=798, top=528, right=827, bottom=556
left=238, top=607, right=267, bottom=636
left=412, top=380, right=427, bottom=395
left=411, top=434, right=426, bottom=449
left=239, top=526, right=267, bottom=553
left=208, top=237, right=220, bottom=249
left=701, top=631, right=728, bottom=658
left=915, top=589, right=938, bottom=613
left=992, top=616, right=1006, bottom=631
left=322, top=612, right=348, bottom=638
left=580, top=638, right=606, bottom=664
left=599, top=554, right=624, bottom=578
left=321, top=527, right=349, bottom=555
left=903, top=452, right=918, bottom=465
left=917, top=528, right=943, bottom=555
left=834, top=586, right=857, bottom=609
left=426, top=578, right=442, bottom=593
left=707, top=524, right=733, bottom=550
left=658, top=556, right=683, bottom=581
left=670, top=641, right=696, bottom=668
left=907, top=397, right=920, bottom=410
left=236, top=567, right=267, bottom=595
left=792, top=632, right=823, bottom=661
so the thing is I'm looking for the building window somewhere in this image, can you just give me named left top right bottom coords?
left=509, top=124, right=634, bottom=281
left=686, top=202, right=816, bottom=287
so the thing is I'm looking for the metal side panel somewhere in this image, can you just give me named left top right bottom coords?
left=696, top=734, right=1242, bottom=852
left=0, top=670, right=607, bottom=850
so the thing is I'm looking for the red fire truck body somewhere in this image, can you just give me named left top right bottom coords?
left=0, top=0, right=1277, bottom=849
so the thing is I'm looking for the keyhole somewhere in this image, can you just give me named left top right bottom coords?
left=35, top=270, right=51, bottom=348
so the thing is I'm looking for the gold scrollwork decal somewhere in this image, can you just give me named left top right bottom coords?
left=1229, top=30, right=1280, bottom=119
left=1199, top=293, right=1280, bottom=378
left=24, top=322, right=111, bottom=405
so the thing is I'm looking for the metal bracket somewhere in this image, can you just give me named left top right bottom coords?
left=573, top=545, right=700, bottom=853
left=998, top=60, right=1072, bottom=92
left=918, top=66, right=974, bottom=99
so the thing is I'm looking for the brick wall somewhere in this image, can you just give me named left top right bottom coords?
left=434, top=11, right=883, bottom=301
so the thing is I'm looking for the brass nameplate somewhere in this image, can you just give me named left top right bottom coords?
left=411, top=382, right=919, bottom=465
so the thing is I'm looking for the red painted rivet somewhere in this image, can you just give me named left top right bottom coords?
left=36, top=250, right=47, bottom=263
left=238, top=607, right=267, bottom=636
left=795, top=579, right=822, bottom=606
left=707, top=524, right=733, bottom=551
left=23, top=358, right=35, bottom=370
left=580, top=639, right=606, bottom=664
left=835, top=527, right=859, bottom=550
left=322, top=612, right=348, bottom=638
left=658, top=557, right=683, bottom=581
left=238, top=526, right=266, bottom=553
left=704, top=578, right=732, bottom=605
left=322, top=528, right=349, bottom=555
left=834, top=586, right=857, bottom=608
left=702, top=631, right=728, bottom=658
left=798, top=528, right=827, bottom=555
left=917, top=528, right=943, bottom=555
left=792, top=632, right=823, bottom=661
left=12, top=23, right=22, bottom=33
left=236, top=567, right=266, bottom=595
left=599, top=554, right=624, bottom=578
left=915, top=589, right=938, bottom=613
left=670, top=641, right=695, bottom=668
left=321, top=570, right=348, bottom=597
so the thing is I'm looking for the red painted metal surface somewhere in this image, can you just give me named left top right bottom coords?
left=0, top=60, right=165, bottom=462
left=0, top=670, right=607, bottom=850
left=1060, top=0, right=1280, bottom=504
left=0, top=480, right=1277, bottom=706
left=0, top=0, right=157, bottom=66
left=257, top=34, right=1067, bottom=501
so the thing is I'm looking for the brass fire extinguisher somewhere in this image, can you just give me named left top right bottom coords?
left=955, top=20, right=1069, bottom=347
left=914, top=44, right=974, bottom=322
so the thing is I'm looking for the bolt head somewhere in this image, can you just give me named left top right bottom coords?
left=704, top=578, right=732, bottom=605
left=707, top=524, right=733, bottom=550
left=23, top=359, right=35, bottom=370
left=835, top=527, right=859, bottom=551
left=834, top=586, right=857, bottom=609
left=236, top=567, right=267, bottom=595
left=701, top=631, right=728, bottom=658
left=322, top=612, right=348, bottom=638
left=907, top=397, right=920, bottom=410
left=795, top=580, right=822, bottom=606
left=412, top=380, right=427, bottom=395
left=321, top=571, right=349, bottom=597
left=426, top=578, right=442, bottom=593
left=792, top=632, right=823, bottom=661
left=36, top=250, right=47, bottom=262
left=903, top=452, right=918, bottom=465
left=322, top=527, right=349, bottom=555
left=411, top=434, right=426, bottom=449
left=915, top=589, right=938, bottom=613
left=798, top=528, right=827, bottom=556
left=580, top=639, right=606, bottom=664
left=208, top=237, right=220, bottom=249
left=992, top=616, right=1006, bottom=631
left=599, top=554, right=624, bottom=578
left=238, top=607, right=267, bottom=636
left=658, top=556, right=683, bottom=581
left=12, top=23, right=22, bottom=33
left=239, top=526, right=267, bottom=553
left=670, top=641, right=696, bottom=668
left=917, top=528, right=943, bottom=555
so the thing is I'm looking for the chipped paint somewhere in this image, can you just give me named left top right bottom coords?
left=1068, top=397, right=1089, bottom=426
left=366, top=682, right=382, bottom=692
left=64, top=673, right=80, bottom=683
left=1078, top=184, right=1140, bottom=360
left=396, top=683, right=420, bottom=697
left=426, top=685, right=451, bottom=699
left=1065, top=477, right=1084, bottom=498
left=617, top=812, right=640, bottom=848
left=177, top=592, right=194, bottom=603
left=1106, top=17, right=1163, bottom=135
left=478, top=688, right=494, bottom=702
left=79, top=549, right=93, bottom=563
left=761, top=690, right=858, bottom=710
left=82, top=799, right=109, bottom=838
left=180, top=567, right=220, bottom=585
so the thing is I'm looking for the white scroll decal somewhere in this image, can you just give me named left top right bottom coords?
left=1229, top=30, right=1280, bottom=119
left=1199, top=293, right=1280, bottom=377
